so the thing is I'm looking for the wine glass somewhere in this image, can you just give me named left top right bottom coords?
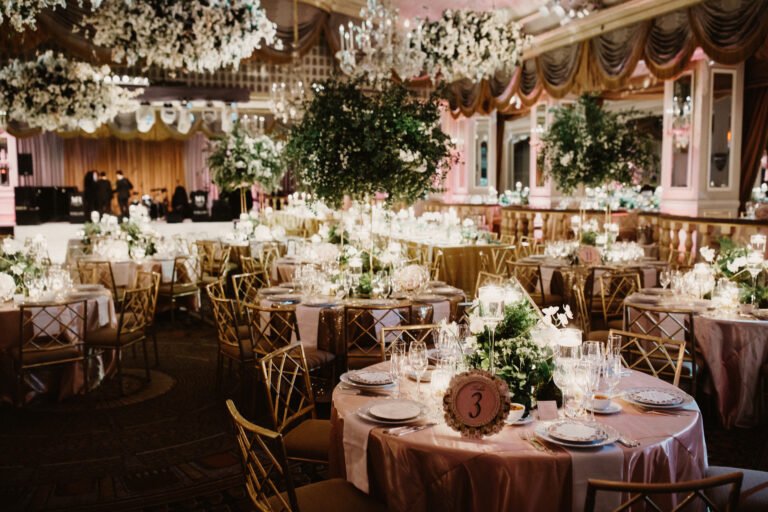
left=578, top=358, right=601, bottom=422
left=389, top=339, right=406, bottom=399
left=408, top=340, right=429, bottom=398
left=582, top=341, right=603, bottom=363
left=659, top=270, right=671, bottom=290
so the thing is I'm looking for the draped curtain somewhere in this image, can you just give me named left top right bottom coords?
left=62, top=138, right=185, bottom=199
left=444, top=0, right=768, bottom=117
left=183, top=133, right=218, bottom=208
left=16, top=133, right=65, bottom=186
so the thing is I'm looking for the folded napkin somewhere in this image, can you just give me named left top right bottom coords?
left=342, top=411, right=377, bottom=493
left=570, top=445, right=623, bottom=512
left=295, top=304, right=320, bottom=349
left=432, top=300, right=451, bottom=324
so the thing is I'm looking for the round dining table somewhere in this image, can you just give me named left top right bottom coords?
left=0, top=287, right=117, bottom=404
left=330, top=363, right=707, bottom=512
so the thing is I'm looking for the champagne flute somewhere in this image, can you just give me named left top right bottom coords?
left=409, top=340, right=429, bottom=398
left=389, top=339, right=406, bottom=399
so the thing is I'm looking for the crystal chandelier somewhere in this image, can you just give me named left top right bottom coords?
left=336, top=0, right=424, bottom=85
left=269, top=0, right=308, bottom=124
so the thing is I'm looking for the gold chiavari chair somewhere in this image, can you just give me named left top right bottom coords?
left=668, top=246, right=694, bottom=271
left=507, top=262, right=561, bottom=307
left=597, top=270, right=642, bottom=329
left=516, top=236, right=538, bottom=259
left=608, top=329, right=686, bottom=387
left=158, top=255, right=201, bottom=322
left=623, top=302, right=700, bottom=397
left=704, top=466, right=768, bottom=511
left=77, top=260, right=122, bottom=304
left=473, top=271, right=505, bottom=299
left=240, top=255, right=261, bottom=274
left=232, top=272, right=270, bottom=314
left=17, top=299, right=90, bottom=405
left=136, top=271, right=161, bottom=366
left=259, top=244, right=281, bottom=286
left=226, top=399, right=386, bottom=512
left=500, top=234, right=515, bottom=246
left=572, top=285, right=608, bottom=343
left=379, top=324, right=439, bottom=360
left=260, top=343, right=330, bottom=465
left=207, top=284, right=253, bottom=395
left=585, top=472, right=743, bottom=512
left=479, top=246, right=513, bottom=276
left=429, top=249, right=444, bottom=281
left=344, top=302, right=411, bottom=370
left=87, top=285, right=153, bottom=395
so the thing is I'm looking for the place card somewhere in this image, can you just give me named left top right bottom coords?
left=537, top=400, right=559, bottom=421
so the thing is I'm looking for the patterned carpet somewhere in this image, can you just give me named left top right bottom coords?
left=0, top=314, right=764, bottom=511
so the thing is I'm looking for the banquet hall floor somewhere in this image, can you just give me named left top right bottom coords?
left=0, top=314, right=765, bottom=511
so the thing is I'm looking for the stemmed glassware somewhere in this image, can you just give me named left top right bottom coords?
left=659, top=270, right=671, bottom=290
left=746, top=250, right=764, bottom=306
left=389, top=339, right=406, bottom=399
left=477, top=285, right=505, bottom=375
left=554, top=344, right=582, bottom=418
left=408, top=340, right=429, bottom=398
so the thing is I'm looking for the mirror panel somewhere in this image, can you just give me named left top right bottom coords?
left=671, top=74, right=693, bottom=188
left=708, top=71, right=734, bottom=189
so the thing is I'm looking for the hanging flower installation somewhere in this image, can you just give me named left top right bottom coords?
left=0, top=51, right=141, bottom=132
left=0, top=0, right=66, bottom=31
left=283, top=78, right=456, bottom=208
left=537, top=94, right=659, bottom=193
left=85, top=0, right=278, bottom=73
left=207, top=121, right=285, bottom=195
left=419, top=9, right=528, bottom=83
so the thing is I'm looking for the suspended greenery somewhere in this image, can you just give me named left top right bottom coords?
left=283, top=78, right=456, bottom=208
left=537, top=94, right=659, bottom=193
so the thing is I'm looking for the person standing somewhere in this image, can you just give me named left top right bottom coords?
left=115, top=170, right=134, bottom=219
left=83, top=170, right=99, bottom=214
left=96, top=171, right=113, bottom=215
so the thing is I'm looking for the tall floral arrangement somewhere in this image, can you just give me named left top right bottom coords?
left=703, top=238, right=768, bottom=307
left=0, top=51, right=141, bottom=131
left=84, top=0, right=278, bottom=73
left=419, top=9, right=528, bottom=83
left=284, top=78, right=455, bottom=208
left=537, top=94, right=659, bottom=193
left=0, top=237, right=46, bottom=293
left=466, top=300, right=553, bottom=410
left=207, top=121, right=285, bottom=194
left=0, top=0, right=66, bottom=31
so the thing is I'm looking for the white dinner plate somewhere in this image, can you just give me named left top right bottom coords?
left=368, top=400, right=422, bottom=421
left=505, top=415, right=534, bottom=426
left=339, top=372, right=396, bottom=391
left=535, top=421, right=620, bottom=449
left=622, top=387, right=693, bottom=409
left=356, top=403, right=427, bottom=425
left=546, top=420, right=608, bottom=444
left=347, top=370, right=394, bottom=386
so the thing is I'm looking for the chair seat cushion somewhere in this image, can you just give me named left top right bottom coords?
left=269, top=477, right=386, bottom=512
left=706, top=466, right=768, bottom=512
left=159, top=282, right=199, bottom=295
left=303, top=347, right=335, bottom=370
left=283, top=419, right=331, bottom=462
left=607, top=318, right=624, bottom=330
left=219, top=339, right=253, bottom=361
left=201, top=275, right=220, bottom=285
left=87, top=327, right=144, bottom=346
left=23, top=346, right=83, bottom=366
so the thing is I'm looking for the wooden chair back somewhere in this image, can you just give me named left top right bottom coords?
left=585, top=472, right=743, bottom=512
left=609, top=329, right=686, bottom=387
left=260, top=343, right=317, bottom=433
left=473, top=271, right=506, bottom=299
left=207, top=284, right=250, bottom=360
left=344, top=303, right=411, bottom=368
left=19, top=299, right=88, bottom=369
left=136, top=271, right=160, bottom=327
left=598, top=270, right=642, bottom=324
left=77, top=260, right=118, bottom=300
left=118, top=285, right=153, bottom=337
left=226, top=399, right=298, bottom=512
left=232, top=272, right=270, bottom=313
left=379, top=324, right=439, bottom=360
left=244, top=303, right=299, bottom=358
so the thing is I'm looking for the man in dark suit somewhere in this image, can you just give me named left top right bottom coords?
left=115, top=170, right=134, bottom=218
left=96, top=171, right=113, bottom=215
left=83, top=170, right=99, bottom=214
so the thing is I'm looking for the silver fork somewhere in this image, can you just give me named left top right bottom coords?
left=519, top=431, right=554, bottom=454
left=617, top=436, right=640, bottom=447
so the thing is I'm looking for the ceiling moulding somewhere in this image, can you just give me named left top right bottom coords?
left=524, top=0, right=706, bottom=60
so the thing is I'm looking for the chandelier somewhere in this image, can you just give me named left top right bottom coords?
left=269, top=0, right=308, bottom=124
left=336, top=0, right=424, bottom=85
left=539, top=1, right=597, bottom=25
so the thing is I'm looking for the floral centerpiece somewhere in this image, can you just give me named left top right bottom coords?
left=208, top=121, right=284, bottom=214
left=392, top=264, right=429, bottom=297
left=0, top=237, right=46, bottom=294
left=0, top=0, right=67, bottom=31
left=81, top=210, right=158, bottom=259
left=466, top=299, right=554, bottom=411
left=284, top=77, right=456, bottom=208
left=702, top=238, right=768, bottom=307
left=419, top=9, right=528, bottom=84
left=537, top=94, right=659, bottom=193
left=0, top=51, right=141, bottom=131
left=84, top=0, right=278, bottom=73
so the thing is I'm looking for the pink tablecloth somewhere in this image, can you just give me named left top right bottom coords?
left=694, top=315, right=768, bottom=428
left=330, top=364, right=707, bottom=512
left=0, top=290, right=117, bottom=404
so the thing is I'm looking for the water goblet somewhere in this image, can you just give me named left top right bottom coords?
left=389, top=340, right=406, bottom=399
left=408, top=340, right=429, bottom=399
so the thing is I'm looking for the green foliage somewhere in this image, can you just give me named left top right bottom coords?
left=284, top=78, right=456, bottom=208
left=537, top=94, right=659, bottom=192
left=207, top=121, right=284, bottom=193
left=468, top=301, right=552, bottom=410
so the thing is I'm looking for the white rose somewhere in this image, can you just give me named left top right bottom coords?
left=2, top=238, right=24, bottom=255
left=469, top=315, right=485, bottom=334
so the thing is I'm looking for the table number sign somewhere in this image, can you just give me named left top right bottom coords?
left=443, top=369, right=511, bottom=439
left=577, top=245, right=601, bottom=265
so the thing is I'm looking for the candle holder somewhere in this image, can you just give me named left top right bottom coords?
left=477, top=285, right=505, bottom=375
